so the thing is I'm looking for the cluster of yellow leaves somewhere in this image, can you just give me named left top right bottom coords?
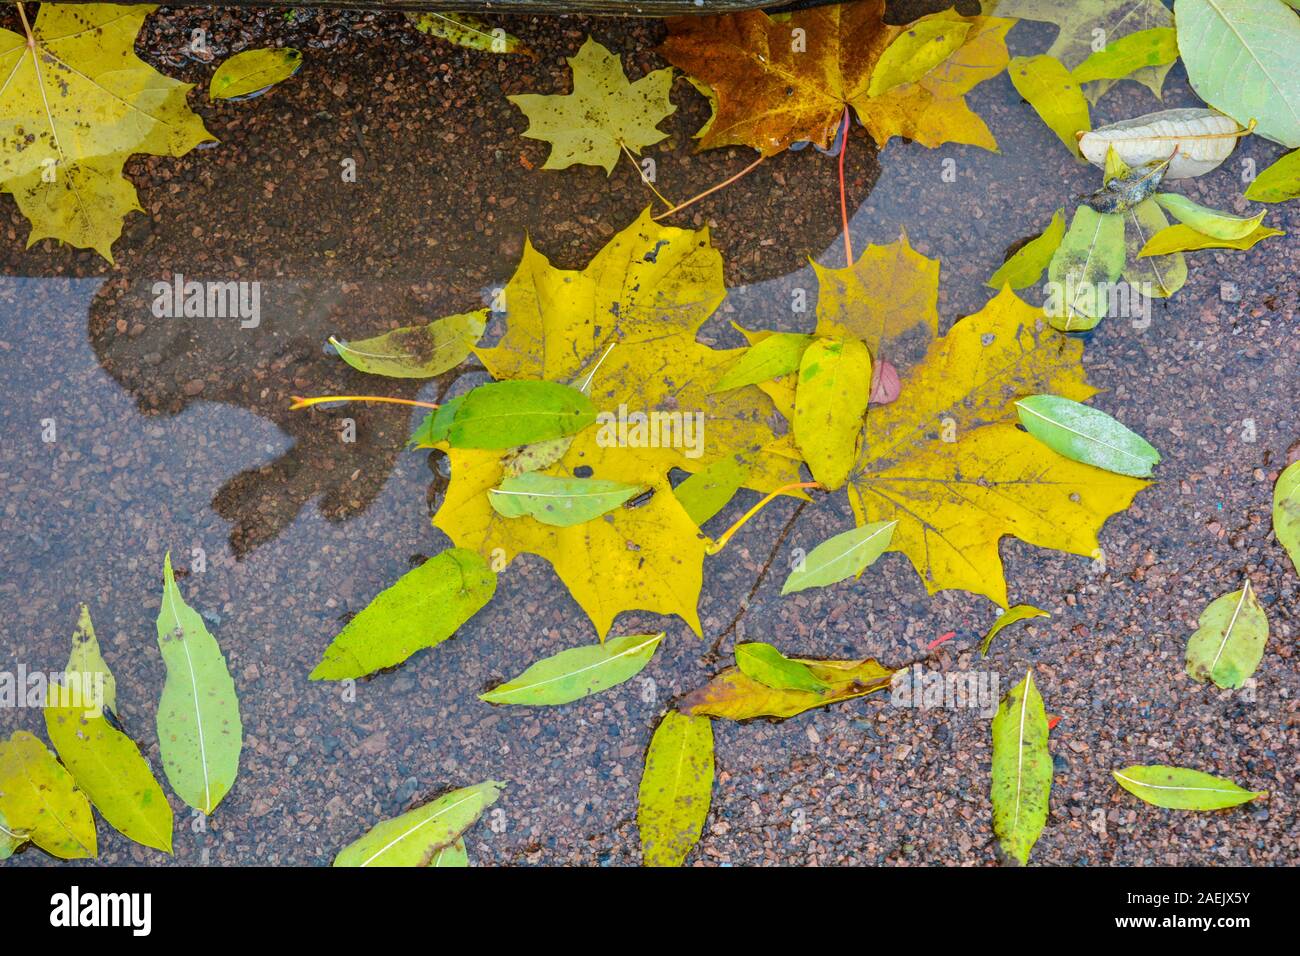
left=659, top=0, right=1012, bottom=156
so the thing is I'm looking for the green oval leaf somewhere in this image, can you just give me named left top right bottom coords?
left=1185, top=580, right=1269, bottom=689
left=448, top=380, right=596, bottom=449
left=1153, top=193, right=1266, bottom=240
left=735, top=642, right=832, bottom=692
left=868, top=17, right=971, bottom=96
left=210, top=47, right=302, bottom=101
left=310, top=547, right=496, bottom=680
left=793, top=337, right=871, bottom=490
left=480, top=632, right=664, bottom=705
left=333, top=781, right=502, bottom=867
left=488, top=473, right=644, bottom=527
left=330, top=310, right=486, bottom=378
left=712, top=332, right=815, bottom=393
left=1274, top=460, right=1300, bottom=575
left=781, top=520, right=896, bottom=594
left=1016, top=394, right=1160, bottom=477
left=0, top=731, right=96, bottom=859
left=980, top=604, right=1051, bottom=657
left=1071, top=27, right=1179, bottom=85
left=156, top=553, right=243, bottom=815
left=1138, top=222, right=1285, bottom=255
left=407, top=12, right=530, bottom=55
left=673, top=456, right=750, bottom=527
left=637, top=712, right=713, bottom=867
left=987, top=209, right=1066, bottom=290
left=991, top=670, right=1051, bottom=865
left=1244, top=148, right=1300, bottom=202
left=1113, top=765, right=1265, bottom=810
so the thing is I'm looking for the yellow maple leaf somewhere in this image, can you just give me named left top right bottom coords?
left=508, top=37, right=675, bottom=174
left=434, top=210, right=803, bottom=638
left=0, top=4, right=215, bottom=261
left=659, top=1, right=1010, bottom=156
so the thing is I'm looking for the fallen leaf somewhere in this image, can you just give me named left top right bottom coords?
left=868, top=17, right=971, bottom=96
left=156, top=553, right=242, bottom=815
left=448, top=380, right=597, bottom=449
left=1244, top=148, right=1300, bottom=202
left=990, top=670, right=1050, bottom=865
left=1121, top=195, right=1187, bottom=299
left=869, top=359, right=901, bottom=405
left=637, top=712, right=713, bottom=867
left=1274, top=460, right=1300, bottom=575
left=1138, top=222, right=1284, bottom=256
left=980, top=604, right=1051, bottom=657
left=333, top=781, right=502, bottom=867
left=1077, top=108, right=1244, bottom=180
left=1045, top=204, right=1125, bottom=330
left=64, top=604, right=115, bottom=717
left=1153, top=194, right=1266, bottom=241
left=673, top=456, right=751, bottom=527
left=1070, top=27, right=1179, bottom=85
left=794, top=337, right=872, bottom=490
left=0, top=808, right=28, bottom=859
left=680, top=657, right=893, bottom=720
left=1185, top=580, right=1269, bottom=689
left=1113, top=765, right=1265, bottom=809
left=310, top=547, right=496, bottom=679
left=735, top=642, right=832, bottom=692
left=407, top=12, right=530, bottom=55
left=986, top=209, right=1066, bottom=290
left=0, top=730, right=96, bottom=859
left=508, top=37, right=674, bottom=173
left=429, top=838, right=469, bottom=867
left=330, top=311, right=486, bottom=378
left=210, top=47, right=302, bottom=101
left=480, top=632, right=663, bottom=705
left=1007, top=55, right=1089, bottom=157
left=0, top=4, right=214, bottom=261
left=1015, top=394, right=1161, bottom=477
left=712, top=332, right=815, bottom=393
left=781, top=520, right=896, bottom=594
left=489, top=473, right=645, bottom=527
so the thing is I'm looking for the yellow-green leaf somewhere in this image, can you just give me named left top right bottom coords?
left=986, top=209, right=1065, bottom=290
left=1153, top=193, right=1266, bottom=240
left=1244, top=148, right=1300, bottom=202
left=637, top=712, right=713, bottom=867
left=1007, top=55, right=1089, bottom=157
left=868, top=17, right=972, bottom=96
left=0, top=808, right=28, bottom=859
left=680, top=658, right=894, bottom=721
left=480, top=633, right=663, bottom=705
left=1185, top=580, right=1269, bottom=689
left=990, top=670, right=1050, bottom=865
left=1138, top=223, right=1284, bottom=256
left=1274, top=460, right=1300, bottom=575
left=781, top=520, right=896, bottom=594
left=65, top=604, right=115, bottom=717
left=1122, top=196, right=1187, bottom=298
left=0, top=731, right=96, bottom=860
left=430, top=838, right=469, bottom=867
left=980, top=604, right=1050, bottom=657
left=1045, top=205, right=1125, bottom=330
left=488, top=473, right=644, bottom=527
left=793, top=337, right=871, bottom=490
left=1070, top=27, right=1178, bottom=85
left=407, top=12, right=530, bottom=55
left=673, top=456, right=751, bottom=527
left=735, top=642, right=832, bottom=693
left=1113, top=765, right=1265, bottom=810
left=210, top=47, right=302, bottom=101
left=712, top=332, right=815, bottom=393
left=329, top=311, right=486, bottom=378
left=333, top=781, right=503, bottom=867
left=449, top=380, right=597, bottom=449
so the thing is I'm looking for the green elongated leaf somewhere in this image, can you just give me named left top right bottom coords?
left=1185, top=580, right=1269, bottom=689
left=1016, top=394, right=1160, bottom=478
left=1275, top=460, right=1300, bottom=575
left=407, top=12, right=530, bottom=55
left=980, top=604, right=1051, bottom=657
left=781, top=520, right=897, bottom=594
left=735, top=642, right=831, bottom=692
left=1113, top=765, right=1265, bottom=809
left=0, top=731, right=96, bottom=859
left=990, top=670, right=1051, bottom=866
left=1045, top=205, right=1125, bottom=331
left=409, top=394, right=465, bottom=448
left=44, top=684, right=173, bottom=854
left=480, top=632, right=664, bottom=705
left=330, top=311, right=486, bottom=379
left=210, top=48, right=302, bottom=101
left=333, top=781, right=503, bottom=867
left=673, top=456, right=750, bottom=526
left=1244, top=148, right=1300, bottom=202
left=65, top=604, right=115, bottom=716
left=637, top=712, right=713, bottom=867
left=1153, top=193, right=1267, bottom=240
left=448, top=380, right=596, bottom=449
left=429, top=838, right=469, bottom=867
left=793, top=337, right=871, bottom=491
left=0, top=808, right=28, bottom=859
left=1175, top=0, right=1300, bottom=148
left=1138, top=222, right=1284, bottom=255
left=156, top=553, right=242, bottom=816
left=1122, top=197, right=1187, bottom=298
left=1071, top=27, right=1179, bottom=85
left=488, top=473, right=644, bottom=527
left=1007, top=55, right=1090, bottom=157
left=868, top=17, right=971, bottom=96
left=713, top=332, right=815, bottom=393
left=987, top=209, right=1066, bottom=290
left=679, top=658, right=894, bottom=721
left=311, top=548, right=496, bottom=680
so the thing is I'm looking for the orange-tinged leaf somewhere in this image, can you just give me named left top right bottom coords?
left=679, top=658, right=894, bottom=721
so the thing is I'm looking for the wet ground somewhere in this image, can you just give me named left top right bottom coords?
left=0, top=5, right=1296, bottom=866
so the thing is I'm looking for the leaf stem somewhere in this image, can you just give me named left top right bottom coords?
left=838, top=107, right=853, bottom=266
left=289, top=394, right=441, bottom=411
left=16, top=3, right=35, bottom=46
left=705, top=481, right=822, bottom=555
left=653, top=153, right=765, bottom=221
left=622, top=143, right=676, bottom=210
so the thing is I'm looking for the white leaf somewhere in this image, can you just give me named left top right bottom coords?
left=1078, top=108, right=1244, bottom=179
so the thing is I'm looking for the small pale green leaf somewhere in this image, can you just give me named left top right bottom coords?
left=980, top=604, right=1051, bottom=657
left=1045, top=205, right=1126, bottom=331
left=1007, top=55, right=1090, bottom=158
left=1122, top=197, right=1186, bottom=298
left=781, top=520, right=896, bottom=594
left=1153, top=193, right=1267, bottom=240
left=1274, top=460, right=1300, bottom=575
left=156, top=553, right=242, bottom=815
left=1244, top=148, right=1300, bottom=202
left=333, top=781, right=503, bottom=867
left=0, top=808, right=28, bottom=859
left=712, top=332, right=815, bottom=393
left=0, top=731, right=96, bottom=859
left=488, top=473, right=644, bottom=527
left=429, top=838, right=469, bottom=867
left=1016, top=394, right=1160, bottom=477
left=674, top=456, right=750, bottom=526
left=638, top=712, right=713, bottom=867
left=330, top=310, right=486, bottom=379
left=448, top=380, right=596, bottom=449
left=986, top=209, right=1066, bottom=290
left=44, top=684, right=173, bottom=854
left=481, top=632, right=664, bottom=705
left=1185, top=580, right=1269, bottom=689
left=1071, top=27, right=1179, bottom=85
left=735, top=642, right=831, bottom=693
left=311, top=547, right=496, bottom=680
left=1113, top=765, right=1265, bottom=810
left=793, top=337, right=871, bottom=490
left=868, top=17, right=971, bottom=96
left=407, top=12, right=530, bottom=55
left=1138, top=222, right=1284, bottom=256
left=210, top=48, right=302, bottom=101
left=990, top=670, right=1051, bottom=865
left=65, top=604, right=115, bottom=716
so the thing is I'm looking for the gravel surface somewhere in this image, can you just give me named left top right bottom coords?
left=0, top=5, right=1295, bottom=867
